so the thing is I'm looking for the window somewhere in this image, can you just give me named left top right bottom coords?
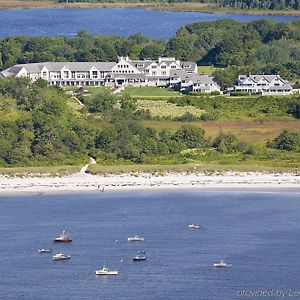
left=161, top=65, right=166, bottom=69
left=171, top=65, right=176, bottom=69
left=92, top=71, right=98, bottom=78
left=162, top=71, right=166, bottom=76
left=151, top=65, right=157, bottom=69
left=71, top=71, right=76, bottom=79
left=64, top=71, right=68, bottom=78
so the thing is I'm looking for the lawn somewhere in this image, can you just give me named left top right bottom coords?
left=197, top=65, right=220, bottom=76
left=124, top=87, right=181, bottom=97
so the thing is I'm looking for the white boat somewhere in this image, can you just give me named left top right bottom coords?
left=53, top=230, right=72, bottom=243
left=188, top=224, right=201, bottom=229
left=38, top=248, right=52, bottom=253
left=52, top=253, right=71, bottom=261
left=213, top=260, right=232, bottom=268
left=133, top=255, right=146, bottom=261
left=128, top=235, right=144, bottom=241
left=95, top=266, right=118, bottom=275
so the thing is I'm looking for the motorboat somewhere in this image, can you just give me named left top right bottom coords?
left=137, top=250, right=146, bottom=254
left=52, top=253, right=71, bottom=261
left=95, top=266, right=118, bottom=275
left=53, top=230, right=72, bottom=243
left=188, top=224, right=201, bottom=229
left=133, top=255, right=146, bottom=261
left=128, top=235, right=144, bottom=241
left=38, top=248, right=52, bottom=253
left=213, top=260, right=232, bottom=268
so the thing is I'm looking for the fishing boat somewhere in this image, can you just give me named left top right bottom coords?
left=95, top=266, right=118, bottom=275
left=53, top=230, right=72, bottom=243
left=213, top=260, right=232, bottom=268
left=128, top=235, right=144, bottom=241
left=52, top=253, right=71, bottom=261
left=133, top=255, right=146, bottom=261
left=188, top=224, right=201, bottom=229
left=38, top=248, right=52, bottom=253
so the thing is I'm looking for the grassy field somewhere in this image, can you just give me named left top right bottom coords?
left=0, top=165, right=82, bottom=177
left=125, top=87, right=180, bottom=97
left=137, top=99, right=204, bottom=118
left=141, top=120, right=300, bottom=145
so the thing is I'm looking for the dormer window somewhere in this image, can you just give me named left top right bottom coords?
left=171, top=65, right=176, bottom=69
left=161, top=65, right=167, bottom=69
left=137, top=64, right=144, bottom=68
left=151, top=65, right=157, bottom=69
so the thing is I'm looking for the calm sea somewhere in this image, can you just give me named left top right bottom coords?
left=0, top=8, right=299, bottom=39
left=0, top=190, right=300, bottom=299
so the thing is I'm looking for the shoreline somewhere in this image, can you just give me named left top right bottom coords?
left=0, top=2, right=299, bottom=17
left=0, top=170, right=299, bottom=195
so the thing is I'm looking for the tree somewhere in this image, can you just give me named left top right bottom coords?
left=172, top=125, right=206, bottom=149
left=89, top=89, right=117, bottom=113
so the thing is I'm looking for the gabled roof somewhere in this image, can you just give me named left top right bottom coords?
left=239, top=74, right=286, bottom=84
left=1, top=62, right=116, bottom=76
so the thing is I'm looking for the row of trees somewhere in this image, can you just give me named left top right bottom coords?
left=204, top=0, right=300, bottom=10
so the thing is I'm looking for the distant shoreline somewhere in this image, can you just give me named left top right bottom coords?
left=0, top=2, right=299, bottom=17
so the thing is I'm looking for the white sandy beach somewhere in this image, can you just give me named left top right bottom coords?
left=0, top=165, right=300, bottom=194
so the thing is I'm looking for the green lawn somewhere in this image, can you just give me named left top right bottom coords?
left=124, top=87, right=180, bottom=97
left=197, top=66, right=221, bottom=75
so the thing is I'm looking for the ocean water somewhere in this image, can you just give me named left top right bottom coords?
left=0, top=8, right=298, bottom=39
left=0, top=189, right=300, bottom=299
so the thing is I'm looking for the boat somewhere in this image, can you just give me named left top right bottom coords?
left=133, top=255, right=146, bottom=261
left=188, top=224, right=201, bottom=229
left=95, top=266, right=118, bottom=275
left=213, top=260, right=232, bottom=268
left=38, top=248, right=52, bottom=253
left=53, top=230, right=72, bottom=243
left=128, top=235, right=144, bottom=241
left=52, top=253, right=71, bottom=261
left=137, top=250, right=146, bottom=254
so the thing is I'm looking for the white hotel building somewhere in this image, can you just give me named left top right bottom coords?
left=0, top=57, right=221, bottom=93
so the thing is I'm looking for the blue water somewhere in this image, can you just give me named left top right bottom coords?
left=0, top=190, right=300, bottom=299
left=0, top=8, right=298, bottom=39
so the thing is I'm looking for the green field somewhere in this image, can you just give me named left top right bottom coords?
left=197, top=66, right=219, bottom=76
left=125, top=87, right=180, bottom=97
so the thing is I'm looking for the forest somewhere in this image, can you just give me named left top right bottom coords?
left=0, top=19, right=299, bottom=88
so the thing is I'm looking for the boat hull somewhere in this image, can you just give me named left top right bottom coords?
left=133, top=257, right=146, bottom=261
left=53, top=239, right=72, bottom=243
left=53, top=256, right=71, bottom=261
left=95, top=271, right=118, bottom=275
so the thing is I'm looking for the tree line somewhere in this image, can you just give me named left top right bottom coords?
left=57, top=0, right=300, bottom=10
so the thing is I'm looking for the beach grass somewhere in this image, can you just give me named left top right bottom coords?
left=0, top=165, right=82, bottom=177
left=87, top=161, right=299, bottom=175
